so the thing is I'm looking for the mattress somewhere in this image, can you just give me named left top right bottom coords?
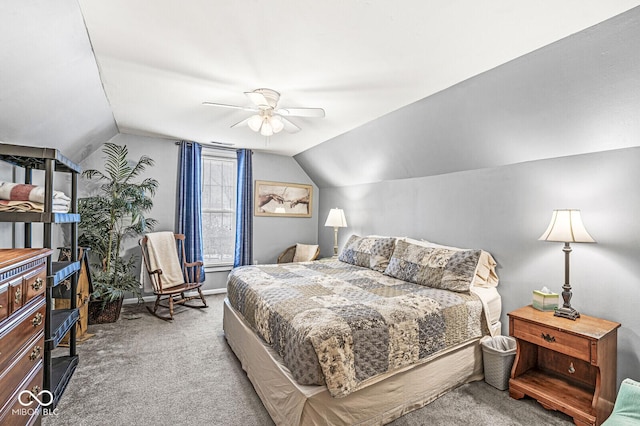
left=223, top=298, right=485, bottom=425
left=226, top=260, right=488, bottom=398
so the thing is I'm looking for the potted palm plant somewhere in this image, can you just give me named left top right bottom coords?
left=78, top=142, right=158, bottom=323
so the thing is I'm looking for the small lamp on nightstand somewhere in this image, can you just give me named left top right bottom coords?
left=539, top=209, right=595, bottom=320
left=324, top=208, right=347, bottom=257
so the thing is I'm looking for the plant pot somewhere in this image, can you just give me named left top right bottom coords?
left=88, top=297, right=124, bottom=324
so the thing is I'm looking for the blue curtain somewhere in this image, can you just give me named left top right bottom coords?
left=177, top=141, right=205, bottom=281
left=234, top=149, right=253, bottom=267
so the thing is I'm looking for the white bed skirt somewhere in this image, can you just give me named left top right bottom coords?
left=223, top=298, right=485, bottom=426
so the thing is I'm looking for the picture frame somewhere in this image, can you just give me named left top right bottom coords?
left=254, top=180, right=312, bottom=217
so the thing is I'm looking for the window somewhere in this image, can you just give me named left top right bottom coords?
left=201, top=150, right=237, bottom=267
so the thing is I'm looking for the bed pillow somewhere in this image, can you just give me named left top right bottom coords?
left=384, top=239, right=481, bottom=292
left=402, top=237, right=499, bottom=288
left=338, top=234, right=396, bottom=272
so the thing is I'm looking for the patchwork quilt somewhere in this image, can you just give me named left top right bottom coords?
left=226, top=259, right=486, bottom=398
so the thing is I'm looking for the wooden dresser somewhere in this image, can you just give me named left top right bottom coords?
left=508, top=305, right=620, bottom=426
left=0, top=248, right=52, bottom=426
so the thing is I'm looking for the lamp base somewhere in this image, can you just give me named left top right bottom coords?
left=554, top=306, right=580, bottom=320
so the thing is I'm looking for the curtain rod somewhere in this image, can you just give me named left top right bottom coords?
left=174, top=141, right=240, bottom=152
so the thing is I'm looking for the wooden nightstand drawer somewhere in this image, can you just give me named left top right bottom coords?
left=512, top=317, right=591, bottom=362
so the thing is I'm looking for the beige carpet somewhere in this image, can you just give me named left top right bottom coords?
left=41, top=294, right=573, bottom=426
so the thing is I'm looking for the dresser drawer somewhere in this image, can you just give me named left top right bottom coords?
left=0, top=362, right=43, bottom=426
left=0, top=298, right=46, bottom=374
left=23, top=266, right=46, bottom=305
left=9, top=278, right=23, bottom=315
left=0, top=284, right=8, bottom=322
left=512, top=317, right=591, bottom=362
left=0, top=332, right=44, bottom=409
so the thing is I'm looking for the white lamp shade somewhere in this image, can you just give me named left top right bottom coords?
left=270, top=115, right=284, bottom=133
left=325, top=208, right=347, bottom=227
left=247, top=114, right=263, bottom=132
left=539, top=209, right=595, bottom=243
left=260, top=120, right=273, bottom=136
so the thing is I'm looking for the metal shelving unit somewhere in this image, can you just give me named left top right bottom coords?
left=0, top=142, right=81, bottom=410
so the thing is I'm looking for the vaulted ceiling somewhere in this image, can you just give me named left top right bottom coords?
left=2, top=1, right=640, bottom=161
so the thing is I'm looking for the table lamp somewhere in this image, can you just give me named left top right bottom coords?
left=324, top=208, right=347, bottom=256
left=539, top=209, right=595, bottom=320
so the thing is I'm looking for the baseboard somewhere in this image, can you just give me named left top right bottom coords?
left=123, top=287, right=227, bottom=305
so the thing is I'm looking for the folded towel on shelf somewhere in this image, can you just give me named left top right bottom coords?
left=0, top=181, right=71, bottom=204
left=51, top=199, right=71, bottom=213
left=0, top=199, right=70, bottom=213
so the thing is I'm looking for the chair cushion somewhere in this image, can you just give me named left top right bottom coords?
left=293, top=244, right=319, bottom=262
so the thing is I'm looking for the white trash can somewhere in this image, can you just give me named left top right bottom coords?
left=481, top=335, right=517, bottom=390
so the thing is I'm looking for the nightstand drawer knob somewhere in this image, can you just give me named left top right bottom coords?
left=541, top=332, right=556, bottom=343
left=568, top=362, right=575, bottom=374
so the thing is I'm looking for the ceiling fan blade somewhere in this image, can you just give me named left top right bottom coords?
left=202, top=102, right=258, bottom=112
left=230, top=117, right=252, bottom=128
left=244, top=91, right=270, bottom=108
left=276, top=107, right=325, bottom=118
left=281, top=117, right=301, bottom=133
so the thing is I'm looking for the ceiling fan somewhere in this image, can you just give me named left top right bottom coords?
left=203, top=88, right=325, bottom=137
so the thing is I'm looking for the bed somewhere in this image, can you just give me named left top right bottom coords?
left=223, top=235, right=502, bottom=425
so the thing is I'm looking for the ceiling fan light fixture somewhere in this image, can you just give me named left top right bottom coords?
left=260, top=120, right=274, bottom=136
left=204, top=88, right=324, bottom=137
left=247, top=114, right=263, bottom=132
left=270, top=115, right=284, bottom=133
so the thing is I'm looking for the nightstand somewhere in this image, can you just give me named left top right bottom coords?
left=508, top=306, right=620, bottom=426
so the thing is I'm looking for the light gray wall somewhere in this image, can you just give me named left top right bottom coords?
left=80, top=136, right=318, bottom=293
left=319, top=148, right=640, bottom=385
left=296, top=7, right=640, bottom=387
left=252, top=151, right=319, bottom=264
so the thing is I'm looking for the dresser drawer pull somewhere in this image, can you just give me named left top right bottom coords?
left=31, top=277, right=44, bottom=291
left=568, top=362, right=575, bottom=374
left=15, top=287, right=22, bottom=304
left=28, top=386, right=41, bottom=402
left=541, top=332, right=556, bottom=343
left=32, top=312, right=43, bottom=327
left=29, top=345, right=42, bottom=361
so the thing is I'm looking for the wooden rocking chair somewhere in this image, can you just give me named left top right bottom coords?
left=139, top=232, right=208, bottom=320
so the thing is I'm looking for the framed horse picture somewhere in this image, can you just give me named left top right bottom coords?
left=254, top=180, right=313, bottom=217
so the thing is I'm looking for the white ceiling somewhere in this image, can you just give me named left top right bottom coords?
left=77, top=1, right=640, bottom=156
